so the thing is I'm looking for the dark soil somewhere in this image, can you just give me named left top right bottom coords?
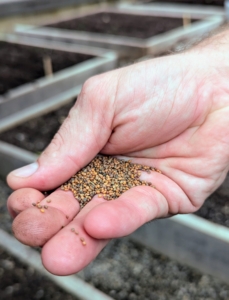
left=46, top=12, right=197, bottom=39
left=0, top=246, right=78, bottom=300
left=0, top=100, right=75, bottom=153
left=80, top=238, right=229, bottom=300
left=142, top=0, right=224, bottom=5
left=0, top=41, right=93, bottom=95
left=195, top=174, right=229, bottom=226
left=0, top=179, right=12, bottom=234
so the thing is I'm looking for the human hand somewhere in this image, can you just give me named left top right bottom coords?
left=7, top=32, right=229, bottom=275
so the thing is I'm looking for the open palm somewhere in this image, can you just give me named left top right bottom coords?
left=7, top=44, right=229, bottom=275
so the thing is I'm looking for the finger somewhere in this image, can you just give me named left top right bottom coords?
left=84, top=185, right=167, bottom=239
left=12, top=189, right=80, bottom=247
left=41, top=197, right=108, bottom=275
left=83, top=168, right=194, bottom=240
left=7, top=188, right=45, bottom=218
left=125, top=156, right=213, bottom=209
left=7, top=72, right=118, bottom=191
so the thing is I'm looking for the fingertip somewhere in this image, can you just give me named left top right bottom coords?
left=83, top=198, right=144, bottom=239
left=84, top=187, right=168, bottom=240
left=7, top=162, right=39, bottom=190
left=7, top=188, right=45, bottom=218
left=41, top=226, right=108, bottom=275
left=84, top=202, right=121, bottom=239
left=12, top=207, right=67, bottom=247
left=41, top=232, right=82, bottom=275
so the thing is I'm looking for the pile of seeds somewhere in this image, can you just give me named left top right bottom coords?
left=61, top=156, right=159, bottom=209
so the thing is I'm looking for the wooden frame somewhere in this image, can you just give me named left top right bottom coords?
left=15, top=4, right=224, bottom=58
left=0, top=35, right=117, bottom=133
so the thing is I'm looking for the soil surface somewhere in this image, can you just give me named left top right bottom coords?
left=0, top=179, right=12, bottom=234
left=0, top=246, right=78, bottom=300
left=142, top=0, right=224, bottom=5
left=0, top=42, right=93, bottom=95
left=195, top=174, right=229, bottom=226
left=0, top=100, right=75, bottom=153
left=46, top=12, right=197, bottom=39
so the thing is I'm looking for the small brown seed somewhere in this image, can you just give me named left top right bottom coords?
left=32, top=203, right=36, bottom=206
left=80, top=237, right=86, bottom=245
left=40, top=208, right=45, bottom=213
left=44, top=205, right=48, bottom=209
left=46, top=199, right=51, bottom=203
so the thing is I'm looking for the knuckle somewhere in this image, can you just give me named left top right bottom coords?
left=50, top=131, right=65, bottom=151
left=43, top=121, right=70, bottom=155
left=81, top=76, right=99, bottom=95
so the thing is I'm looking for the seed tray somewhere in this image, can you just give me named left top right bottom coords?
left=0, top=35, right=117, bottom=133
left=15, top=5, right=224, bottom=58
left=1, top=140, right=229, bottom=283
left=0, top=0, right=97, bottom=17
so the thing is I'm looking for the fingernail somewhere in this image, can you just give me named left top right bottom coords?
left=12, top=162, right=39, bottom=177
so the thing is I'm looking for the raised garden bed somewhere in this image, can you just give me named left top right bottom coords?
left=15, top=5, right=224, bottom=58
left=0, top=35, right=117, bottom=133
left=0, top=42, right=92, bottom=96
left=45, top=12, right=195, bottom=39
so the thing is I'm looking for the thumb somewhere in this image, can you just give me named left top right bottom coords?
left=7, top=75, right=115, bottom=191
